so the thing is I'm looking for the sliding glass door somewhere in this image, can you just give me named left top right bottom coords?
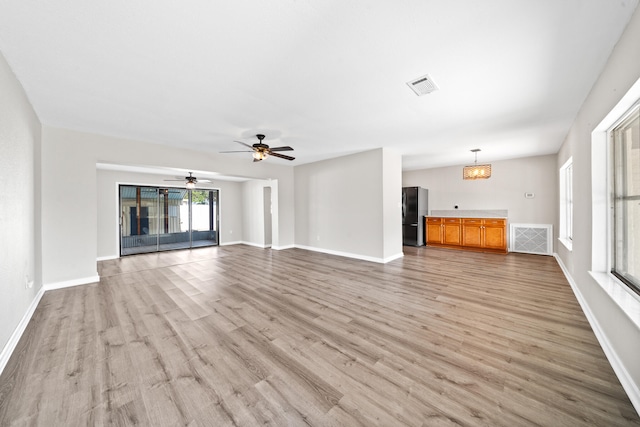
left=120, top=185, right=219, bottom=256
left=157, top=188, right=191, bottom=252
left=191, top=189, right=218, bottom=248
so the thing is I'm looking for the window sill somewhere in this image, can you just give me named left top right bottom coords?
left=589, top=271, right=640, bottom=330
left=558, top=237, right=573, bottom=251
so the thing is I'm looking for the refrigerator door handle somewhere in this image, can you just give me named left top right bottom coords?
left=401, top=192, right=406, bottom=219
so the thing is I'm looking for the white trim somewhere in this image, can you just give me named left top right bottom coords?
left=554, top=254, right=640, bottom=414
left=559, top=156, right=573, bottom=246
left=97, top=255, right=118, bottom=261
left=0, top=286, right=45, bottom=377
left=588, top=271, right=640, bottom=328
left=592, top=77, right=640, bottom=273
left=383, top=252, right=405, bottom=263
left=43, top=275, right=100, bottom=291
left=114, top=181, right=120, bottom=258
left=220, top=241, right=243, bottom=246
left=558, top=237, right=573, bottom=252
left=295, top=244, right=403, bottom=264
left=272, top=244, right=295, bottom=250
left=238, top=241, right=270, bottom=249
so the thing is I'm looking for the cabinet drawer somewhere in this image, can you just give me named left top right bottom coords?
left=484, top=218, right=506, bottom=226
left=426, top=217, right=442, bottom=223
left=444, top=218, right=461, bottom=224
left=462, top=218, right=482, bottom=224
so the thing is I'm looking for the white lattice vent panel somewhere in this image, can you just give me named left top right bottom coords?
left=510, top=224, right=553, bottom=255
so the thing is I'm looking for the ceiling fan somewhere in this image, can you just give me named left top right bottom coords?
left=221, top=134, right=295, bottom=162
left=164, top=172, right=210, bottom=189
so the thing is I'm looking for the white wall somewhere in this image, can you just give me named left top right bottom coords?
left=294, top=148, right=403, bottom=262
left=96, top=169, right=244, bottom=258
left=555, top=5, right=640, bottom=408
left=241, top=179, right=275, bottom=248
left=382, top=148, right=403, bottom=260
left=403, top=154, right=558, bottom=246
left=41, top=126, right=295, bottom=286
left=0, top=51, right=42, bottom=356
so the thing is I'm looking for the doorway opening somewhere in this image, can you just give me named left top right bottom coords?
left=264, top=186, right=272, bottom=248
left=119, top=185, right=219, bottom=256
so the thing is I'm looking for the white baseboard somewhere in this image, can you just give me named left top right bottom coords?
left=0, top=286, right=45, bottom=377
left=220, top=242, right=295, bottom=251
left=238, top=241, right=270, bottom=249
left=97, top=255, right=118, bottom=261
left=272, top=244, right=295, bottom=250
left=383, top=252, right=405, bottom=263
left=295, top=244, right=402, bottom=264
left=554, top=254, right=640, bottom=414
left=43, top=274, right=100, bottom=291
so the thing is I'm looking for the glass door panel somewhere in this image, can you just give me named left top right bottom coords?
left=191, top=190, right=218, bottom=248
left=120, top=186, right=160, bottom=255
left=157, top=188, right=190, bottom=252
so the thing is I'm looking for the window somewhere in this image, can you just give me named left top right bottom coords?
left=611, top=105, right=640, bottom=294
left=559, top=157, right=573, bottom=250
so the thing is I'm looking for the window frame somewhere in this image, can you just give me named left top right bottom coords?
left=559, top=157, right=573, bottom=251
left=609, top=103, right=640, bottom=295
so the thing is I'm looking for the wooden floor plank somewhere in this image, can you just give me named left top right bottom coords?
left=1, top=245, right=638, bottom=426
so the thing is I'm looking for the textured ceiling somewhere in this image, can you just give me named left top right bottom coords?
left=0, top=0, right=638, bottom=170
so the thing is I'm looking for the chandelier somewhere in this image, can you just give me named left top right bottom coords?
left=463, top=149, right=491, bottom=180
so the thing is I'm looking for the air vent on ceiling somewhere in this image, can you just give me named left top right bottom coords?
left=407, top=74, right=439, bottom=96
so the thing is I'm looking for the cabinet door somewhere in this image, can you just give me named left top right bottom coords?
left=426, top=218, right=443, bottom=244
left=483, top=219, right=506, bottom=250
left=443, top=219, right=462, bottom=245
left=462, top=219, right=483, bottom=247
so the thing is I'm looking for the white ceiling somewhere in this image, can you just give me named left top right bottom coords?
left=0, top=0, right=638, bottom=170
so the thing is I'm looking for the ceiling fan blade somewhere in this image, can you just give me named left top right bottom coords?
left=269, top=152, right=295, bottom=161
left=234, top=140, right=256, bottom=150
left=164, top=179, right=186, bottom=181
left=269, top=146, right=294, bottom=152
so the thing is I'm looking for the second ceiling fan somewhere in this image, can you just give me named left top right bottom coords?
left=164, top=172, right=210, bottom=189
left=222, top=134, right=295, bottom=162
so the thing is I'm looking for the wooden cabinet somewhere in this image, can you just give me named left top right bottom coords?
left=443, top=218, right=462, bottom=245
left=482, top=218, right=507, bottom=251
left=426, top=217, right=462, bottom=246
left=426, top=217, right=444, bottom=244
left=462, top=218, right=506, bottom=252
left=461, top=218, right=483, bottom=248
left=425, top=217, right=507, bottom=253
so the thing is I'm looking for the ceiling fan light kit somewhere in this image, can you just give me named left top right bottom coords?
left=463, top=149, right=491, bottom=180
left=253, top=151, right=267, bottom=161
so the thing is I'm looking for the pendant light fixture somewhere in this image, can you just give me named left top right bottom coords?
left=463, top=149, right=491, bottom=180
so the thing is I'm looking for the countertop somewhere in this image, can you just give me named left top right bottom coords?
left=427, top=209, right=508, bottom=219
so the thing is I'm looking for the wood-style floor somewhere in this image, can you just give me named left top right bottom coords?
left=1, top=245, right=638, bottom=426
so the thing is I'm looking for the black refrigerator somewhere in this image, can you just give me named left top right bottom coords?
left=402, top=186, right=428, bottom=246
